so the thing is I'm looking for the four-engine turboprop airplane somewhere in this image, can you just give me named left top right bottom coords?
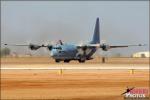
left=4, top=18, right=145, bottom=63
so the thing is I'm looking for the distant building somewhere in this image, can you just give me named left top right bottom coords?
left=10, top=52, right=18, bottom=57
left=132, top=51, right=150, bottom=58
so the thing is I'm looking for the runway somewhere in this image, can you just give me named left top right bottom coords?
left=1, top=62, right=149, bottom=99
left=1, top=66, right=149, bottom=70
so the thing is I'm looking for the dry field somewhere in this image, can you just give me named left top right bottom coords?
left=1, top=57, right=149, bottom=100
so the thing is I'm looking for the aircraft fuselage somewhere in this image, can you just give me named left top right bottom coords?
left=49, top=44, right=96, bottom=62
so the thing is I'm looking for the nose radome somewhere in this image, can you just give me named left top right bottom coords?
left=50, top=52, right=54, bottom=57
left=50, top=51, right=57, bottom=57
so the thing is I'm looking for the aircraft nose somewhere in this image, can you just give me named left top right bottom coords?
left=50, top=51, right=57, bottom=57
left=50, top=52, right=54, bottom=57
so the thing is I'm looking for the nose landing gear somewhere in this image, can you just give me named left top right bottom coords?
left=64, top=59, right=70, bottom=63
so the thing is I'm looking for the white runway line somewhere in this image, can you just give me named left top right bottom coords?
left=1, top=67, right=149, bottom=70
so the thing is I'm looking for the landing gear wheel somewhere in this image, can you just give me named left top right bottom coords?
left=64, top=60, right=70, bottom=63
left=55, top=59, right=60, bottom=63
left=78, top=58, right=85, bottom=63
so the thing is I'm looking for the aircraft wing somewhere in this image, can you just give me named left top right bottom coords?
left=76, top=44, right=145, bottom=48
left=4, top=43, right=52, bottom=50
left=76, top=44, right=146, bottom=51
left=103, top=44, right=146, bottom=51
left=109, top=44, right=145, bottom=48
left=4, top=44, right=30, bottom=46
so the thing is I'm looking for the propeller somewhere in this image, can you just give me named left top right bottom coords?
left=58, top=40, right=63, bottom=45
left=28, top=43, right=42, bottom=50
left=82, top=45, right=88, bottom=56
left=100, top=44, right=110, bottom=51
left=78, top=45, right=88, bottom=57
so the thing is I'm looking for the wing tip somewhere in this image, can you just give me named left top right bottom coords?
left=139, top=44, right=146, bottom=46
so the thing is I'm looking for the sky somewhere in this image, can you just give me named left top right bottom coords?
left=1, top=1, right=149, bottom=57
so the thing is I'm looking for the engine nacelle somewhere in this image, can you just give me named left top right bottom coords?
left=47, top=45, right=53, bottom=50
left=29, top=44, right=41, bottom=50
left=100, top=44, right=110, bottom=51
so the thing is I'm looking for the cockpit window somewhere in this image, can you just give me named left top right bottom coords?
left=53, top=47, right=62, bottom=50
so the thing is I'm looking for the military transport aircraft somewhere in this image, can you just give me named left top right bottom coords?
left=5, top=18, right=145, bottom=63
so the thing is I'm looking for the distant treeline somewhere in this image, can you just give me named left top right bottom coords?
left=0, top=47, right=11, bottom=57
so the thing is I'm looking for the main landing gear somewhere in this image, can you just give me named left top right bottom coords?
left=78, top=57, right=85, bottom=63
left=55, top=58, right=86, bottom=63
left=55, top=59, right=70, bottom=63
left=64, top=59, right=70, bottom=63
left=55, top=59, right=60, bottom=63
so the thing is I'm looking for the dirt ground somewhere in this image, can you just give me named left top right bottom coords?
left=1, top=57, right=149, bottom=100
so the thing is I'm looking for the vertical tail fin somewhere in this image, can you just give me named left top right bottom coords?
left=90, top=18, right=100, bottom=44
